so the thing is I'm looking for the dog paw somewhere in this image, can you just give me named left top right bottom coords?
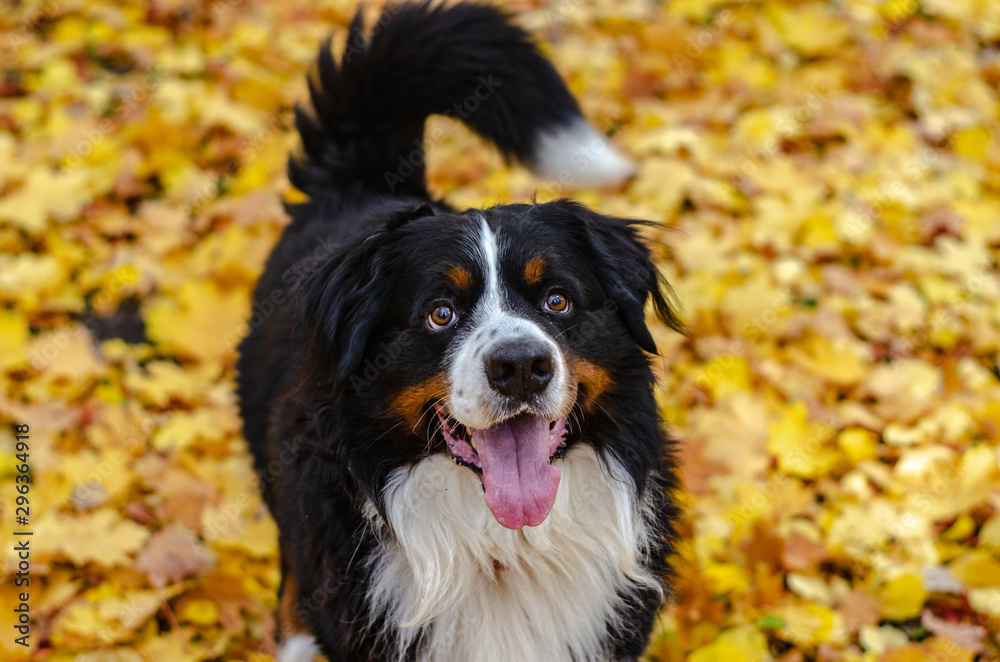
left=277, top=634, right=321, bottom=662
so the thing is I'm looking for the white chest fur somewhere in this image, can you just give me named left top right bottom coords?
left=367, top=445, right=658, bottom=662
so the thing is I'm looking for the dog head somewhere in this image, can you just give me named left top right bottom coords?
left=298, top=199, right=682, bottom=529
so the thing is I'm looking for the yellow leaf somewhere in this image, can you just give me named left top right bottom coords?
left=703, top=563, right=750, bottom=594
left=52, top=601, right=109, bottom=644
left=697, top=355, right=752, bottom=400
left=786, top=335, right=869, bottom=387
left=859, top=624, right=909, bottom=656
left=0, top=133, right=28, bottom=188
left=137, top=626, right=206, bottom=662
left=767, top=5, right=851, bottom=57
left=0, top=253, right=64, bottom=306
left=798, top=211, right=839, bottom=251
left=950, top=551, right=1000, bottom=588
left=629, top=158, right=697, bottom=216
left=707, top=42, right=775, bottom=89
left=152, top=408, right=239, bottom=452
left=51, top=587, right=168, bottom=646
left=689, top=641, right=750, bottom=662
left=29, top=329, right=103, bottom=382
left=788, top=573, right=833, bottom=606
left=0, top=166, right=93, bottom=233
left=96, top=591, right=167, bottom=632
left=715, top=625, right=771, bottom=662
left=952, top=125, right=993, bottom=160
left=922, top=636, right=977, bottom=662
left=733, top=108, right=779, bottom=145
left=880, top=573, right=928, bottom=620
left=179, top=598, right=219, bottom=626
left=942, top=514, right=976, bottom=542
left=34, top=509, right=149, bottom=567
left=968, top=588, right=1000, bottom=617
left=669, top=0, right=731, bottom=21
left=124, top=360, right=220, bottom=407
left=767, top=402, right=838, bottom=479
left=193, top=89, right=265, bottom=135
left=145, top=280, right=249, bottom=360
left=0, top=310, right=29, bottom=371
left=778, top=603, right=846, bottom=646
left=958, top=445, right=996, bottom=498
left=978, top=514, right=1000, bottom=550
left=231, top=516, right=279, bottom=559
left=837, top=428, right=879, bottom=464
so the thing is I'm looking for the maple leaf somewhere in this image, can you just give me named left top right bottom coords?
left=135, top=523, right=218, bottom=588
left=767, top=402, right=839, bottom=479
left=35, top=508, right=150, bottom=567
left=145, top=280, right=250, bottom=361
left=0, top=166, right=93, bottom=233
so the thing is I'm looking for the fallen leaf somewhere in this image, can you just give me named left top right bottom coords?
left=135, top=523, right=217, bottom=588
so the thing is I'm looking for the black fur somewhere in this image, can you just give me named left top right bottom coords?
left=289, top=1, right=581, bottom=198
left=236, top=3, right=682, bottom=660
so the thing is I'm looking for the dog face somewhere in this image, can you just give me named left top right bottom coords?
left=298, top=199, right=681, bottom=529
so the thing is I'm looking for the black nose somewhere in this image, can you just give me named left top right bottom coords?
left=486, top=341, right=554, bottom=400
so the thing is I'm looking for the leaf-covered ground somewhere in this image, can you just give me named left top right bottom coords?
left=1, top=0, right=999, bottom=660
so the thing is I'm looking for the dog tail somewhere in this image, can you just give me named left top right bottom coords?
left=288, top=1, right=633, bottom=199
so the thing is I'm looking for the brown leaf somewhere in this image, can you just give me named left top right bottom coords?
left=782, top=531, right=828, bottom=572
left=158, top=467, right=218, bottom=533
left=837, top=589, right=881, bottom=634
left=135, top=523, right=217, bottom=588
left=920, top=610, right=986, bottom=654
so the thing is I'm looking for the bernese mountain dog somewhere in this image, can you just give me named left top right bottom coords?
left=236, top=2, right=684, bottom=661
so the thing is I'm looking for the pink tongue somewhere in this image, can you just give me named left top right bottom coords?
left=471, top=415, right=561, bottom=530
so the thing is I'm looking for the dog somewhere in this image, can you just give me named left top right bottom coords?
left=236, top=3, right=684, bottom=660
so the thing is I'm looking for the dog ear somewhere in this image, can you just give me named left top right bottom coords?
left=553, top=199, right=684, bottom=354
left=299, top=202, right=436, bottom=392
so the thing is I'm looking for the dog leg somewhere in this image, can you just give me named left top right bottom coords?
left=277, top=634, right=321, bottom=662
left=276, top=574, right=320, bottom=662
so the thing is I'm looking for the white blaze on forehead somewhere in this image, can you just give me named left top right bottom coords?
left=446, top=215, right=576, bottom=430
left=476, top=215, right=502, bottom=317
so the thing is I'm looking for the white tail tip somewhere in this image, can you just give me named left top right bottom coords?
left=532, top=119, right=635, bottom=189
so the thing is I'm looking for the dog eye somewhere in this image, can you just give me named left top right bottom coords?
left=427, top=303, right=458, bottom=329
left=543, top=291, right=571, bottom=314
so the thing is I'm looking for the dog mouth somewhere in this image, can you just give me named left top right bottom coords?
left=433, top=403, right=568, bottom=530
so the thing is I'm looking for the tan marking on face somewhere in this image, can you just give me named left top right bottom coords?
left=277, top=574, right=313, bottom=639
left=571, top=359, right=610, bottom=412
left=390, top=375, right=450, bottom=428
left=445, top=266, right=473, bottom=292
left=524, top=256, right=547, bottom=286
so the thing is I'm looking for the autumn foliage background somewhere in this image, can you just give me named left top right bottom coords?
left=1, top=0, right=999, bottom=659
